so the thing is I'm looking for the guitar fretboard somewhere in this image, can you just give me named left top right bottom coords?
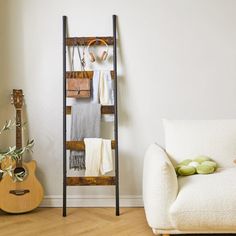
left=16, top=109, right=22, bottom=167
left=16, top=109, right=22, bottom=149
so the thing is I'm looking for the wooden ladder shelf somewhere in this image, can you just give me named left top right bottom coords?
left=62, top=15, right=120, bottom=217
left=67, top=176, right=116, bottom=186
left=66, top=140, right=116, bottom=151
left=66, top=105, right=114, bottom=115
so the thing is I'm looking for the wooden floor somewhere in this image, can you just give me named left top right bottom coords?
left=0, top=207, right=154, bottom=236
left=0, top=208, right=234, bottom=236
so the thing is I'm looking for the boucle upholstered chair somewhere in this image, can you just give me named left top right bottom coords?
left=143, top=119, right=236, bottom=235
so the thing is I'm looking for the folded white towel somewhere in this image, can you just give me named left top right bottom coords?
left=100, top=139, right=113, bottom=175
left=84, top=138, right=102, bottom=176
left=84, top=138, right=113, bottom=176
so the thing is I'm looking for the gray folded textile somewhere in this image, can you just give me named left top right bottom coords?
left=70, top=103, right=101, bottom=170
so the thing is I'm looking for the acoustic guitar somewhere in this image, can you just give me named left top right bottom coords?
left=0, top=89, right=44, bottom=213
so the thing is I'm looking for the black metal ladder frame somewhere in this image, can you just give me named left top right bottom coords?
left=62, top=15, right=119, bottom=217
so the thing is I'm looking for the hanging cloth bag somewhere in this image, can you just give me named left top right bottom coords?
left=66, top=42, right=91, bottom=98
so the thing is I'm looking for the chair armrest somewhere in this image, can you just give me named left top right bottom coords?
left=143, top=143, right=178, bottom=229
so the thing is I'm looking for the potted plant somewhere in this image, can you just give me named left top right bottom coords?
left=0, top=120, right=34, bottom=181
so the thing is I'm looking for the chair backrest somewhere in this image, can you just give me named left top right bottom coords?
left=164, top=119, right=236, bottom=168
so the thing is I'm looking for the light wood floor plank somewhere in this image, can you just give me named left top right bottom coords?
left=1, top=208, right=232, bottom=235
left=0, top=208, right=154, bottom=236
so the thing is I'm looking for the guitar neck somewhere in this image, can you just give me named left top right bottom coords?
left=12, top=89, right=24, bottom=167
left=16, top=109, right=22, bottom=150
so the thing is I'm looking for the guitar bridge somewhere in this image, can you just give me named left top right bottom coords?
left=9, top=189, right=30, bottom=196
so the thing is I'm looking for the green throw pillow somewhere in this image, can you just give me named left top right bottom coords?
left=193, top=156, right=211, bottom=163
left=178, top=166, right=196, bottom=176
left=176, top=156, right=217, bottom=176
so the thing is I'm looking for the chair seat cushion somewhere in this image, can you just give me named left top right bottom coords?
left=170, top=168, right=236, bottom=231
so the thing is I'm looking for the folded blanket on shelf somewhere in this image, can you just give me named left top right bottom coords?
left=84, top=138, right=113, bottom=176
left=100, top=139, right=113, bottom=175
left=84, top=138, right=103, bottom=176
left=70, top=103, right=101, bottom=170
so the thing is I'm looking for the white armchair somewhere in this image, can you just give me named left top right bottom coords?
left=143, top=119, right=236, bottom=235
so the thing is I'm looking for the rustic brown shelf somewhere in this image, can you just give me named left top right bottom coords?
left=66, top=140, right=116, bottom=151
left=66, top=70, right=114, bottom=79
left=66, top=176, right=116, bottom=186
left=66, top=37, right=114, bottom=46
left=66, top=105, right=114, bottom=115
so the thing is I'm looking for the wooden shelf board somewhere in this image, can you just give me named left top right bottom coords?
left=66, top=37, right=114, bottom=46
left=66, top=140, right=116, bottom=151
left=66, top=176, right=116, bottom=186
left=66, top=71, right=114, bottom=79
left=66, top=105, right=114, bottom=115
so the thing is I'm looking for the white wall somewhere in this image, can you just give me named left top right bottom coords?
left=0, top=0, right=12, bottom=146
left=1, top=0, right=236, bottom=206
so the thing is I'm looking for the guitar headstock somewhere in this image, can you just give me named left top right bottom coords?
left=11, top=89, right=24, bottom=109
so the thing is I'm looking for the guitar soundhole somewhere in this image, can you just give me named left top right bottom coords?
left=14, top=167, right=27, bottom=181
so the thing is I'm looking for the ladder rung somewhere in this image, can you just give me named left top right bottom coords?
left=66, top=71, right=114, bottom=79
left=66, top=37, right=114, bottom=46
left=66, top=140, right=116, bottom=151
left=66, top=105, right=114, bottom=115
left=66, top=176, right=116, bottom=186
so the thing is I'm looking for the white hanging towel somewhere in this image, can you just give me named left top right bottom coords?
left=99, top=71, right=114, bottom=122
left=92, top=70, right=100, bottom=103
left=84, top=138, right=113, bottom=176
left=84, top=138, right=102, bottom=176
left=99, top=71, right=114, bottom=105
left=100, top=139, right=113, bottom=175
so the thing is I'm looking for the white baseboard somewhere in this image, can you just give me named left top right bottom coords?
left=40, top=195, right=143, bottom=207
